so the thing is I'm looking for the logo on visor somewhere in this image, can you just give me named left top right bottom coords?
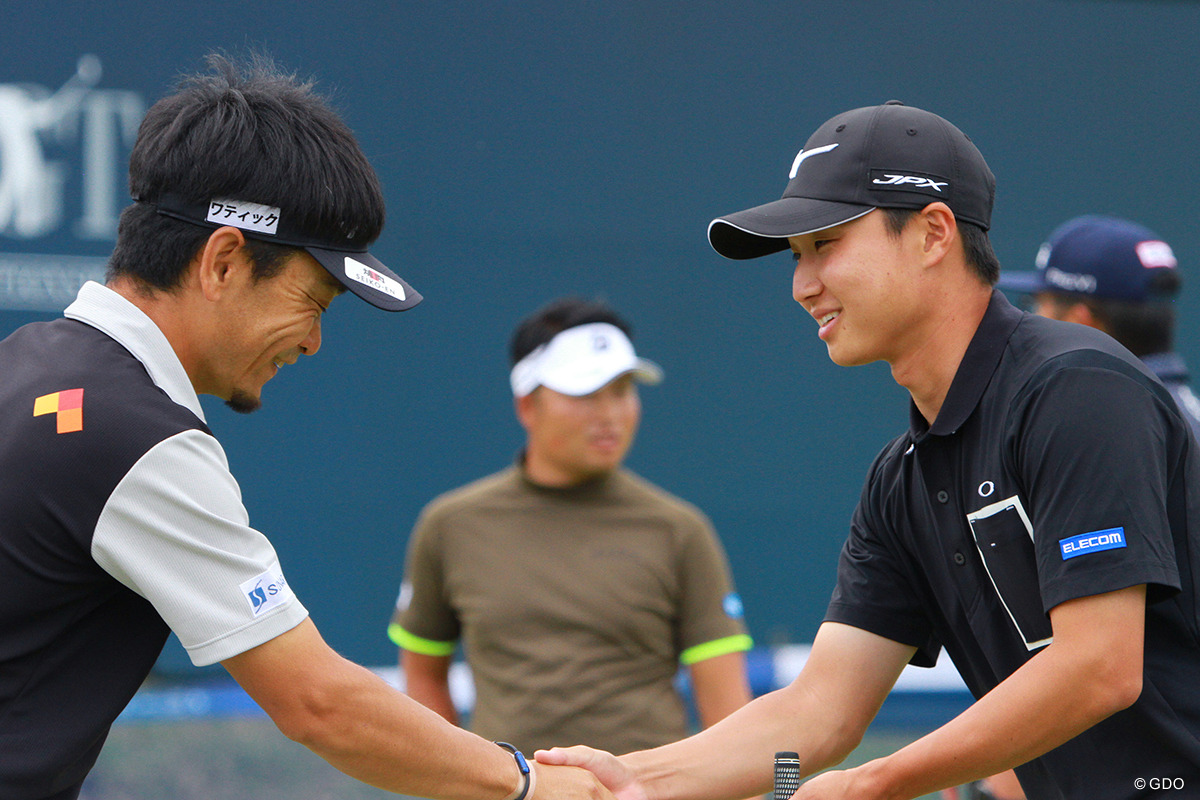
left=345, top=257, right=406, bottom=301
left=206, top=199, right=280, bottom=235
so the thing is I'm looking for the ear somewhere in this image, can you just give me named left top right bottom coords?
left=195, top=226, right=253, bottom=302
left=514, top=391, right=537, bottom=432
left=1061, top=301, right=1103, bottom=330
left=916, top=202, right=958, bottom=266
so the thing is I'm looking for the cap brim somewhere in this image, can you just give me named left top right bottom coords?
left=995, top=271, right=1046, bottom=294
left=543, top=359, right=665, bottom=397
left=708, top=197, right=875, bottom=260
left=630, top=358, right=664, bottom=387
left=306, top=247, right=422, bottom=312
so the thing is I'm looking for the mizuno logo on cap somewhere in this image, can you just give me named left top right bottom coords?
left=789, top=143, right=839, bottom=179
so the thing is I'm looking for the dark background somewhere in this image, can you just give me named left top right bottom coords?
left=2, top=0, right=1197, bottom=672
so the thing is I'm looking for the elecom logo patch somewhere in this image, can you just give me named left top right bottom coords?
left=1059, top=527, right=1127, bottom=560
left=870, top=170, right=948, bottom=194
left=240, top=562, right=292, bottom=616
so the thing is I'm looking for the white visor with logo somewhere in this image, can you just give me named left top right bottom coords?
left=510, top=322, right=663, bottom=397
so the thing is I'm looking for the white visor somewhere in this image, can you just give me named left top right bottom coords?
left=510, top=322, right=664, bottom=398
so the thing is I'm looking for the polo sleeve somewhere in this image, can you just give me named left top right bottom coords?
left=90, top=429, right=308, bottom=667
left=1012, top=360, right=1182, bottom=612
left=825, top=459, right=941, bottom=667
left=674, top=512, right=753, bottom=665
left=389, top=505, right=459, bottom=656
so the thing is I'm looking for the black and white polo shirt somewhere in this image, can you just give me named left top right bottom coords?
left=826, top=291, right=1200, bottom=799
left=0, top=282, right=309, bottom=799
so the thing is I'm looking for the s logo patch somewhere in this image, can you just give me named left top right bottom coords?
left=239, top=562, right=292, bottom=616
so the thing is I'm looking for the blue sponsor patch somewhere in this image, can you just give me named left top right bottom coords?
left=723, top=592, right=744, bottom=620
left=1059, top=527, right=1127, bottom=560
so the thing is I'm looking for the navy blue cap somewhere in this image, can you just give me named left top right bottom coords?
left=998, top=215, right=1178, bottom=302
left=708, top=101, right=995, bottom=260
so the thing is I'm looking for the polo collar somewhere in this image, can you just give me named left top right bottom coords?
left=909, top=290, right=1022, bottom=441
left=514, top=451, right=617, bottom=497
left=64, top=281, right=206, bottom=424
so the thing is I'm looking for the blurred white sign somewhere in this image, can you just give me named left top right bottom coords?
left=0, top=56, right=144, bottom=310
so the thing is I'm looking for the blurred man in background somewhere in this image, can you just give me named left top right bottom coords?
left=391, top=296, right=754, bottom=755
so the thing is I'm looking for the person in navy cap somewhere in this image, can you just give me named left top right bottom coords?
left=998, top=214, right=1200, bottom=439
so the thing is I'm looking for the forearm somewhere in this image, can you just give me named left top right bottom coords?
left=849, top=635, right=1140, bottom=798
left=536, top=624, right=911, bottom=800
left=690, top=651, right=753, bottom=729
left=228, top=620, right=534, bottom=800
left=284, top=659, right=516, bottom=799
left=626, top=682, right=863, bottom=800
left=408, top=682, right=460, bottom=725
left=402, top=652, right=460, bottom=724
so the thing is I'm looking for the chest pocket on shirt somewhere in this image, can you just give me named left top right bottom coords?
left=966, top=496, right=1053, bottom=650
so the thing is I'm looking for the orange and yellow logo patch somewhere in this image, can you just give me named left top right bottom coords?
left=34, top=388, right=84, bottom=434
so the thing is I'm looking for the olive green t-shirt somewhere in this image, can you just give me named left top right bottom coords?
left=390, top=466, right=752, bottom=754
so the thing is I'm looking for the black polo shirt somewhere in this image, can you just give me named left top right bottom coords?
left=826, top=291, right=1200, bottom=799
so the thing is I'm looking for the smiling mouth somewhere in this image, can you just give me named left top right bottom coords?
left=818, top=312, right=839, bottom=327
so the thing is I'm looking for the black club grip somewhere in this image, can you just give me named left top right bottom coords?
left=773, top=751, right=801, bottom=800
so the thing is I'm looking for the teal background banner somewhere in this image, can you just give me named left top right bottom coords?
left=2, top=1, right=1197, bottom=672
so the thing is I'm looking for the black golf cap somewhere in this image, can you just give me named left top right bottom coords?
left=148, top=193, right=422, bottom=311
left=708, top=101, right=995, bottom=260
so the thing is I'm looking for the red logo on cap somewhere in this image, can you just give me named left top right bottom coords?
left=1136, top=241, right=1176, bottom=270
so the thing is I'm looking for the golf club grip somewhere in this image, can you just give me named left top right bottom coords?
left=773, top=751, right=801, bottom=800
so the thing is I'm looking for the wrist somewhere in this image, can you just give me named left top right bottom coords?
left=495, top=742, right=536, bottom=800
left=844, top=759, right=899, bottom=800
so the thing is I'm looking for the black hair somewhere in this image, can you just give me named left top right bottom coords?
left=106, top=53, right=385, bottom=290
left=881, top=207, right=1001, bottom=286
left=1042, top=274, right=1180, bottom=357
left=509, top=297, right=634, bottom=366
